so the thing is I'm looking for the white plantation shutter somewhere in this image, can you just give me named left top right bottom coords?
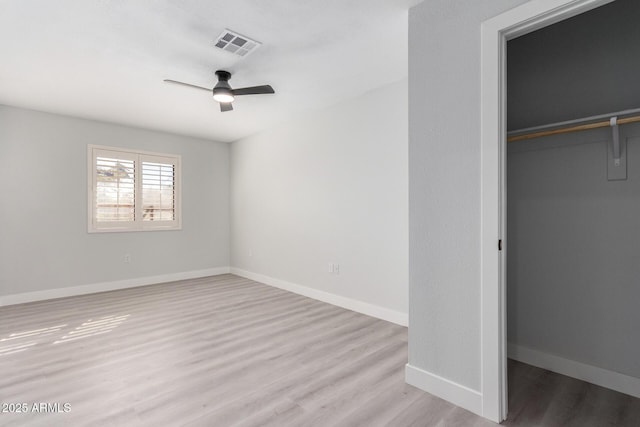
left=141, top=158, right=175, bottom=222
left=95, top=156, right=136, bottom=223
left=89, top=146, right=181, bottom=232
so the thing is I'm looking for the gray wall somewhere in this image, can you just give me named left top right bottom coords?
left=508, top=0, right=640, bottom=130
left=0, top=106, right=230, bottom=297
left=231, top=79, right=409, bottom=316
left=507, top=125, right=640, bottom=378
left=408, top=0, right=529, bottom=391
left=506, top=0, right=640, bottom=378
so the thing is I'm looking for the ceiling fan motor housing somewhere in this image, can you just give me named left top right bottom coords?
left=215, top=70, right=232, bottom=82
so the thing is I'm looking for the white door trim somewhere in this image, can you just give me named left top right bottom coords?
left=479, top=0, right=616, bottom=422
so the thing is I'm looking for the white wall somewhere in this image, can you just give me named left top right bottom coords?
left=407, top=0, right=529, bottom=392
left=230, top=79, right=408, bottom=322
left=0, top=106, right=229, bottom=299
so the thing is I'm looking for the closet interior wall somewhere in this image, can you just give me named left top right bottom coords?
left=507, top=124, right=640, bottom=379
left=506, top=0, right=640, bottom=385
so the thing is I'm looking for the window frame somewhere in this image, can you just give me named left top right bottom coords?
left=88, top=144, right=182, bottom=233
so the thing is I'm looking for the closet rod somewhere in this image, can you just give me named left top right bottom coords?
left=507, top=107, right=640, bottom=143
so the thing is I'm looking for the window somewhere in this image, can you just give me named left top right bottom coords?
left=88, top=145, right=181, bottom=232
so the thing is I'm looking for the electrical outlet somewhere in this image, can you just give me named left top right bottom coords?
left=124, top=254, right=131, bottom=263
left=328, top=263, right=340, bottom=274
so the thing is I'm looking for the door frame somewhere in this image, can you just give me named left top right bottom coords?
left=479, top=0, right=616, bottom=422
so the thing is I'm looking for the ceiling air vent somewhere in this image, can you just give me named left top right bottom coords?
left=214, top=29, right=261, bottom=57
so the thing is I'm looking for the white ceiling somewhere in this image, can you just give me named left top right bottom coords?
left=0, top=1, right=414, bottom=143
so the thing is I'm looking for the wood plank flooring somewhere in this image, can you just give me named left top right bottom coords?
left=504, top=360, right=640, bottom=426
left=0, top=274, right=638, bottom=426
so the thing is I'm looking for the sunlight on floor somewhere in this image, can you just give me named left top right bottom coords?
left=0, top=314, right=130, bottom=354
left=0, top=324, right=66, bottom=356
left=54, top=315, right=130, bottom=344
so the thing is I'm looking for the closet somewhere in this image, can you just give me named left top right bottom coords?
left=505, top=0, right=640, bottom=399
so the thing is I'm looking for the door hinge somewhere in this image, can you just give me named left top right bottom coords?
left=498, top=239, right=503, bottom=251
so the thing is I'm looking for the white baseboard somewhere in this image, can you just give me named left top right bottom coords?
left=405, top=363, right=483, bottom=416
left=0, top=267, right=231, bottom=307
left=229, top=268, right=408, bottom=326
left=508, top=343, right=640, bottom=399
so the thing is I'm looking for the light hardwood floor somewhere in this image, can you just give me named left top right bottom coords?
left=0, top=274, right=638, bottom=426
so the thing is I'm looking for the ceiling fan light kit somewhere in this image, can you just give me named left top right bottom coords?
left=212, top=90, right=234, bottom=103
left=164, top=69, right=274, bottom=112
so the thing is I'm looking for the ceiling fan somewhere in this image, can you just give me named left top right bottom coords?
left=164, top=70, right=274, bottom=112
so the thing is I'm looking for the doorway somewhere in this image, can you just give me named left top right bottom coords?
left=505, top=0, right=640, bottom=423
left=480, top=0, right=617, bottom=422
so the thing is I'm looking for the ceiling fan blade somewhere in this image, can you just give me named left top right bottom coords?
left=232, top=85, right=275, bottom=96
left=220, top=102, right=233, bottom=112
left=164, top=79, right=212, bottom=92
